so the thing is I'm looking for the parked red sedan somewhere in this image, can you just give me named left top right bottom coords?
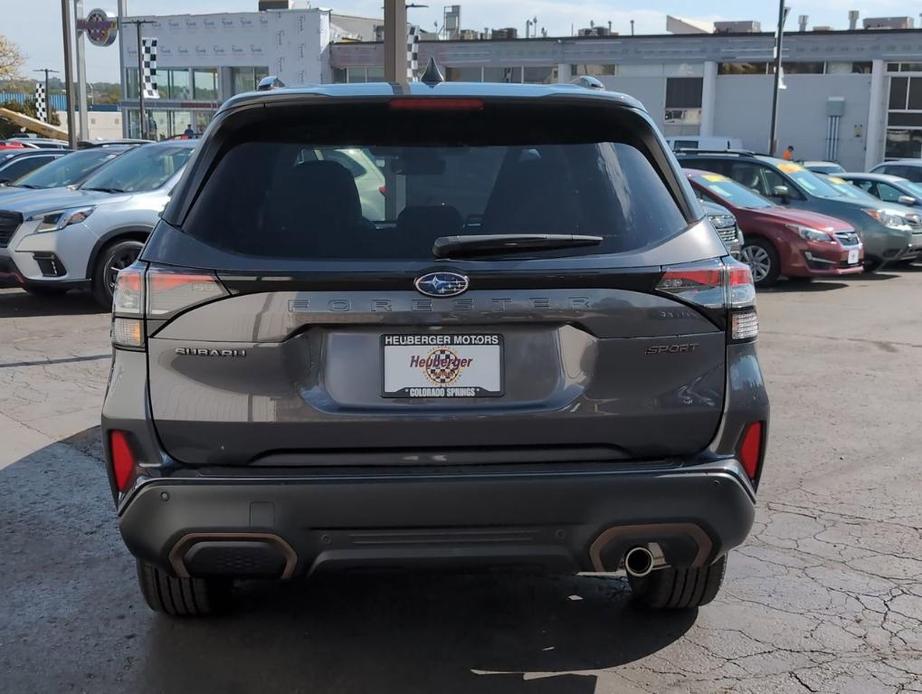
left=686, top=169, right=864, bottom=286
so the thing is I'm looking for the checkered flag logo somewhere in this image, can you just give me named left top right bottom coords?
left=406, top=25, right=419, bottom=82
left=34, top=82, right=47, bottom=122
left=141, top=37, right=160, bottom=99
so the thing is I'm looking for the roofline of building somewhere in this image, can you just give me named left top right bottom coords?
left=332, top=27, right=922, bottom=47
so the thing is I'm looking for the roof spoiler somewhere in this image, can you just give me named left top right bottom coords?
left=257, top=75, right=286, bottom=92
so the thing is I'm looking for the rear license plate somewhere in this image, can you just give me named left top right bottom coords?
left=848, top=249, right=860, bottom=265
left=382, top=334, right=503, bottom=398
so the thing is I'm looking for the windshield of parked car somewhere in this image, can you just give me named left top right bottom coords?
left=690, top=173, right=774, bottom=209
left=182, top=103, right=688, bottom=260
left=80, top=144, right=193, bottom=193
left=776, top=162, right=848, bottom=200
left=899, top=180, right=922, bottom=198
left=11, top=148, right=119, bottom=189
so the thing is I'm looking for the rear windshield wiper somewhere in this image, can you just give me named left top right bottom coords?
left=432, top=234, right=603, bottom=259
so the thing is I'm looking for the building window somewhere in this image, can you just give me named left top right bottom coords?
left=718, top=63, right=769, bottom=75
left=888, top=63, right=922, bottom=73
left=665, top=77, right=703, bottom=127
left=193, top=68, right=218, bottom=101
left=572, top=64, right=616, bottom=77
left=446, top=66, right=483, bottom=82
left=166, top=69, right=191, bottom=100
left=483, top=66, right=522, bottom=83
left=885, top=130, right=922, bottom=159
left=125, top=67, right=139, bottom=99
left=332, top=67, right=347, bottom=83
left=890, top=77, right=909, bottom=110
left=523, top=66, right=557, bottom=84
left=231, top=67, right=269, bottom=95
left=827, top=61, right=872, bottom=75
left=366, top=66, right=384, bottom=82
left=776, top=62, right=825, bottom=75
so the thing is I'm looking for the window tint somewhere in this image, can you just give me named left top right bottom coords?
left=80, top=145, right=193, bottom=193
left=0, top=156, right=53, bottom=181
left=13, top=149, right=117, bottom=188
left=183, top=140, right=687, bottom=260
left=876, top=183, right=903, bottom=203
left=691, top=174, right=773, bottom=209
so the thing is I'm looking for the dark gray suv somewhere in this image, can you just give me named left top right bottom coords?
left=102, top=82, right=769, bottom=616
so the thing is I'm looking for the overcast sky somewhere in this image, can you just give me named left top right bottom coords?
left=5, top=0, right=920, bottom=82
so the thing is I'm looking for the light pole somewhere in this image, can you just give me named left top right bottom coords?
left=60, top=0, right=77, bottom=148
left=768, top=1, right=790, bottom=156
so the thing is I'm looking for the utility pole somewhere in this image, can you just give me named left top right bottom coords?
left=74, top=0, right=89, bottom=141
left=121, top=18, right=156, bottom=139
left=60, top=0, right=77, bottom=148
left=383, top=0, right=408, bottom=85
left=33, top=68, right=59, bottom=121
left=768, top=1, right=790, bottom=156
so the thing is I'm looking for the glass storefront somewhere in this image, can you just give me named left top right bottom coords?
left=886, top=69, right=922, bottom=159
left=193, top=69, right=218, bottom=100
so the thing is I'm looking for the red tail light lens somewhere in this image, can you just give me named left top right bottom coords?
left=389, top=98, right=484, bottom=111
left=738, top=422, right=764, bottom=482
left=146, top=266, right=227, bottom=318
left=110, top=430, right=136, bottom=493
left=656, top=261, right=726, bottom=309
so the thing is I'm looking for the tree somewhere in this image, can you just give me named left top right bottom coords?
left=0, top=35, right=24, bottom=81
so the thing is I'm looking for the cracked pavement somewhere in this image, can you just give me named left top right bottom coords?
left=1, top=269, right=921, bottom=693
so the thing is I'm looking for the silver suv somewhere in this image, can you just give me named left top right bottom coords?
left=0, top=142, right=195, bottom=304
left=102, top=81, right=769, bottom=616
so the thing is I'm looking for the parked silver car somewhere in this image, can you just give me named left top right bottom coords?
left=0, top=141, right=195, bottom=304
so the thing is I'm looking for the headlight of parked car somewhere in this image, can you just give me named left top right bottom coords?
left=785, top=224, right=833, bottom=242
left=708, top=214, right=737, bottom=230
left=863, top=208, right=911, bottom=231
left=28, top=206, right=95, bottom=233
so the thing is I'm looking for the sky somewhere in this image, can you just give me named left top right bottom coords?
left=3, top=0, right=920, bottom=83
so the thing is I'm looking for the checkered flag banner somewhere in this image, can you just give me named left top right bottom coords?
left=141, top=37, right=160, bottom=99
left=34, top=82, right=47, bottom=122
left=406, top=25, right=419, bottom=81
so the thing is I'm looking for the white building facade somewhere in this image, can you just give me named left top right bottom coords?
left=118, top=6, right=922, bottom=170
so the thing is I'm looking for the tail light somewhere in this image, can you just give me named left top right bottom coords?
left=110, top=264, right=228, bottom=350
left=657, top=259, right=758, bottom=342
left=109, top=430, right=137, bottom=493
left=738, top=421, right=765, bottom=482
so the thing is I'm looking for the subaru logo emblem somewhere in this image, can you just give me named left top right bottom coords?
left=414, top=272, right=469, bottom=298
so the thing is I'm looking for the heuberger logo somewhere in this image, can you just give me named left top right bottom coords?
left=412, top=348, right=473, bottom=385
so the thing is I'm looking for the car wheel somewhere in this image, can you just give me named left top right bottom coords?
left=740, top=238, right=780, bottom=287
left=92, top=238, right=144, bottom=307
left=23, top=285, right=69, bottom=297
left=864, top=257, right=882, bottom=272
left=629, top=554, right=727, bottom=610
left=137, top=561, right=232, bottom=617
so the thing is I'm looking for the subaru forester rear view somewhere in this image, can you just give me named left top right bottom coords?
left=102, top=82, right=769, bottom=616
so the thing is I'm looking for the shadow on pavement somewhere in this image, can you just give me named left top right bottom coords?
left=0, top=287, right=107, bottom=317
left=762, top=279, right=847, bottom=293
left=0, top=427, right=696, bottom=694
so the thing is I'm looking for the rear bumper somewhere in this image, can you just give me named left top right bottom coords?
left=118, top=460, right=756, bottom=579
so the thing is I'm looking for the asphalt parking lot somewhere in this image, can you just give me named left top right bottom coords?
left=1, top=269, right=922, bottom=694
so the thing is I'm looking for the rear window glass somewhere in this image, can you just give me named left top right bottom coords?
left=181, top=103, right=688, bottom=260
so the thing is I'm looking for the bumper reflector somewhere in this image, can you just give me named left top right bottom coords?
left=110, top=430, right=136, bottom=493
left=739, top=422, right=764, bottom=481
left=111, top=317, right=144, bottom=349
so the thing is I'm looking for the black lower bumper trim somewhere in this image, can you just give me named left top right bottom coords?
left=119, top=461, right=756, bottom=578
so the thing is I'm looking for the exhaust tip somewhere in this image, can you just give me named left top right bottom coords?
left=624, top=546, right=655, bottom=578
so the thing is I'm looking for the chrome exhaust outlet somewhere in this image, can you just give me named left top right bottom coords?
left=624, top=546, right=655, bottom=578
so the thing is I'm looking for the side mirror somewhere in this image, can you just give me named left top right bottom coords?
left=772, top=185, right=790, bottom=200
left=898, top=194, right=917, bottom=206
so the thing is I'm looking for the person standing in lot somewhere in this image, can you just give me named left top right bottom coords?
left=783, top=145, right=795, bottom=161
left=183, top=124, right=195, bottom=139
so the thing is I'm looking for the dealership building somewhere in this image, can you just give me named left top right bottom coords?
left=119, top=5, right=922, bottom=170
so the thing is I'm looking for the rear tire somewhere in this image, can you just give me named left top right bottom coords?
left=629, top=554, right=727, bottom=610
left=92, top=238, right=144, bottom=308
left=137, top=560, right=232, bottom=617
left=740, top=238, right=780, bottom=287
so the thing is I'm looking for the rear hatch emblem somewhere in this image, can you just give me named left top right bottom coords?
left=414, top=272, right=469, bottom=298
